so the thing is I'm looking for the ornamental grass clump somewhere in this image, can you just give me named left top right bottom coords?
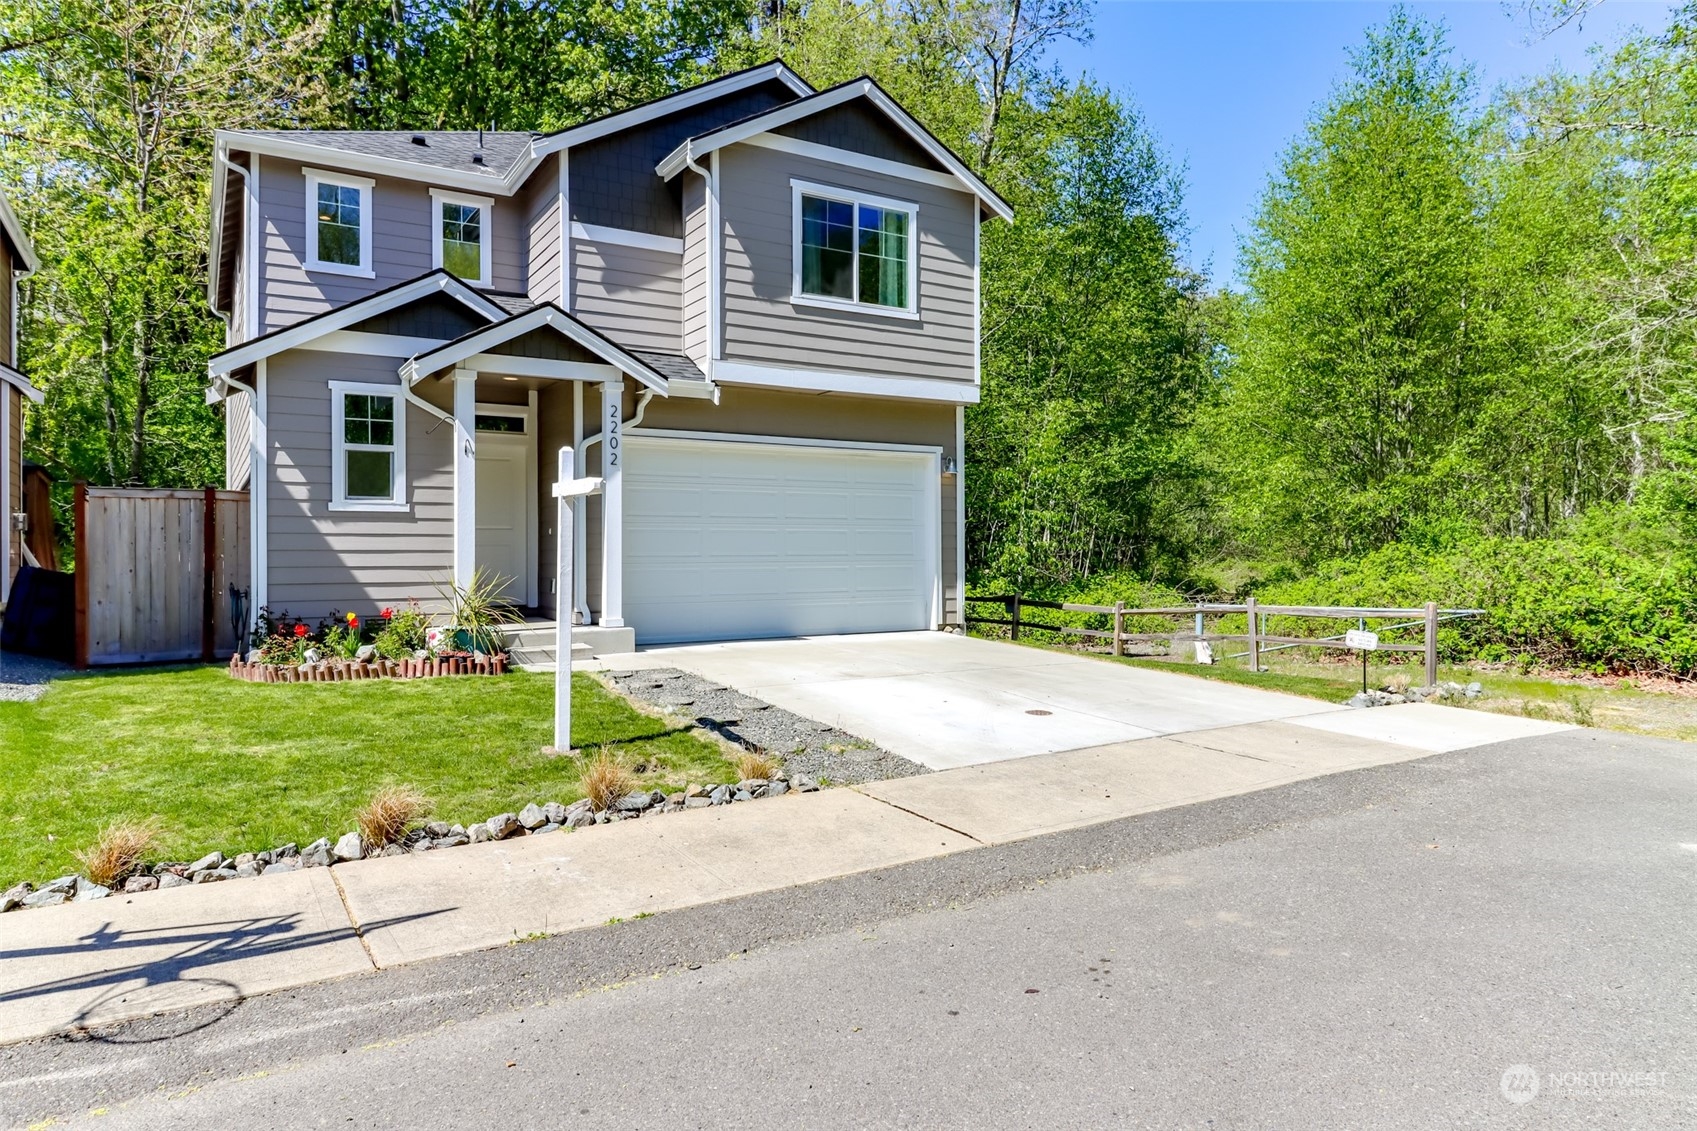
left=733, top=749, right=779, bottom=781
left=356, top=785, right=431, bottom=848
left=578, top=747, right=632, bottom=812
left=73, top=819, right=162, bottom=888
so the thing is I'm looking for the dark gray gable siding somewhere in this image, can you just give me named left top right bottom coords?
left=774, top=100, right=947, bottom=171
left=485, top=326, right=603, bottom=364
left=569, top=79, right=799, bottom=236
left=345, top=292, right=491, bottom=339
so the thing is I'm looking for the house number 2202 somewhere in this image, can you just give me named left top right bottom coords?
left=606, top=400, right=621, bottom=467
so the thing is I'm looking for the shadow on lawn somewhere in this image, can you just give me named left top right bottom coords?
left=1, top=908, right=446, bottom=1044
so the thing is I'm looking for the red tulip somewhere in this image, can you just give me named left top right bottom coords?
left=349, top=616, right=360, bottom=629
left=381, top=607, right=395, bottom=619
left=293, top=624, right=308, bottom=638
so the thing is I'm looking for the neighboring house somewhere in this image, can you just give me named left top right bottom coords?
left=0, top=189, right=42, bottom=603
left=205, top=60, right=1009, bottom=647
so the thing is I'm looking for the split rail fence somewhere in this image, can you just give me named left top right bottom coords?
left=965, top=594, right=1484, bottom=687
left=74, top=485, right=250, bottom=667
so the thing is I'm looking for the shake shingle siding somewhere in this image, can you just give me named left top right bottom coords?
left=572, top=240, right=682, bottom=353
left=257, top=156, right=526, bottom=333
left=264, top=349, right=452, bottom=616
left=718, top=143, right=977, bottom=386
left=568, top=81, right=797, bottom=236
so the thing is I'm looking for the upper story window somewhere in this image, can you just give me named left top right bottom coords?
left=431, top=189, right=494, bottom=286
left=791, top=179, right=918, bottom=319
left=330, top=381, right=407, bottom=512
left=304, top=169, right=374, bottom=277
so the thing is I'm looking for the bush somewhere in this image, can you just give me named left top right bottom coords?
left=578, top=747, right=631, bottom=812
left=356, top=786, right=431, bottom=848
left=374, top=600, right=433, bottom=659
left=73, top=819, right=162, bottom=887
left=733, top=750, right=780, bottom=781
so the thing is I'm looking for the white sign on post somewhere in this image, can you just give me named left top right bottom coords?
left=1344, top=628, right=1380, bottom=651
left=551, top=445, right=603, bottom=752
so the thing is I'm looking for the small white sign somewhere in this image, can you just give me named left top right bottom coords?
left=1194, top=640, right=1214, bottom=665
left=1344, top=629, right=1380, bottom=651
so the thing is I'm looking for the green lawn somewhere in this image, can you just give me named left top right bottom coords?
left=0, top=666, right=738, bottom=888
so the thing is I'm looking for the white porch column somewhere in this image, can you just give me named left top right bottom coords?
left=452, top=368, right=477, bottom=587
left=598, top=378, right=625, bottom=627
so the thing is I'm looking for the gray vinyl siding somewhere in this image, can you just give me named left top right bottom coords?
left=225, top=389, right=252, bottom=490
left=256, top=156, right=526, bottom=334
left=568, top=80, right=799, bottom=236
left=571, top=240, right=682, bottom=353
left=5, top=387, right=19, bottom=587
left=0, top=247, right=12, bottom=368
left=264, top=348, right=452, bottom=616
left=525, top=153, right=563, bottom=306
left=681, top=172, right=708, bottom=366
left=717, top=143, right=978, bottom=386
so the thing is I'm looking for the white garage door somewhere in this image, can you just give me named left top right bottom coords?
left=624, top=434, right=939, bottom=644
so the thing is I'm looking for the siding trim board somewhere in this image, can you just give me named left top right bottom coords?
left=712, top=360, right=979, bottom=405
left=571, top=222, right=683, bottom=255
left=745, top=133, right=963, bottom=194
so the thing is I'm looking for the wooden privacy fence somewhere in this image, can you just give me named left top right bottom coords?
left=74, top=485, right=250, bottom=667
left=966, top=595, right=1485, bottom=687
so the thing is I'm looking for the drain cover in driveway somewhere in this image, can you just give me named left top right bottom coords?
left=1026, top=709, right=1052, bottom=716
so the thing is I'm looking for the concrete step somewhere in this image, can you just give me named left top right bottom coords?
left=504, top=623, right=634, bottom=657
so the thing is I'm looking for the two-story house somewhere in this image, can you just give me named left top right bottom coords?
left=1, top=189, right=42, bottom=603
left=205, top=61, right=1009, bottom=647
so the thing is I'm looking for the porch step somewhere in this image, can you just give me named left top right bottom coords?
left=508, top=641, right=592, bottom=671
left=503, top=623, right=635, bottom=658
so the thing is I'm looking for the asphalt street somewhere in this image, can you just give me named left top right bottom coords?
left=2, top=727, right=1691, bottom=1129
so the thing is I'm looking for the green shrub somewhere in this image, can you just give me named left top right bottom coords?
left=374, top=600, right=433, bottom=660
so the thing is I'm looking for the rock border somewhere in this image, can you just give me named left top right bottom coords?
left=1348, top=680, right=1484, bottom=709
left=0, top=774, right=821, bottom=914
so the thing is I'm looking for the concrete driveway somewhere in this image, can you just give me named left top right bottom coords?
left=637, top=631, right=1343, bottom=769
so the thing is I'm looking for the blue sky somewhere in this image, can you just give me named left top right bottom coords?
left=1047, top=1, right=1678, bottom=284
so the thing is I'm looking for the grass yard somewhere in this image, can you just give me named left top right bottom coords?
left=0, top=666, right=739, bottom=888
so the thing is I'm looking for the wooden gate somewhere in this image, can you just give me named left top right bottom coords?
left=73, top=485, right=250, bottom=666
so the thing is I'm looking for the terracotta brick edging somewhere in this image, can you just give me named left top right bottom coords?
left=228, top=653, right=507, bottom=682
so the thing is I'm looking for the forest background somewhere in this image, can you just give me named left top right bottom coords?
left=2, top=0, right=1692, bottom=675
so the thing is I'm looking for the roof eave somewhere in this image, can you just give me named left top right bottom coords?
left=402, top=305, right=670, bottom=395
left=0, top=190, right=40, bottom=276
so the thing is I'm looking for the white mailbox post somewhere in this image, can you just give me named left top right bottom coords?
left=551, top=445, right=603, bottom=752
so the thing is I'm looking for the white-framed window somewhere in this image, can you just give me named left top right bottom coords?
left=430, top=189, right=495, bottom=285
left=329, top=381, right=407, bottom=511
left=790, top=178, right=919, bottom=319
left=304, top=168, right=375, bottom=277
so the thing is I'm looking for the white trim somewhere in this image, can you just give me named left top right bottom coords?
left=430, top=188, right=496, bottom=287
left=973, top=209, right=982, bottom=380
left=452, top=370, right=477, bottom=584
left=0, top=190, right=39, bottom=275
left=252, top=360, right=269, bottom=616
left=245, top=155, right=260, bottom=340
left=708, top=152, right=722, bottom=365
left=0, top=364, right=42, bottom=403
left=622, top=430, right=944, bottom=632
left=304, top=330, right=449, bottom=357
left=710, top=359, right=979, bottom=405
left=954, top=404, right=966, bottom=628
left=208, top=274, right=506, bottom=377
left=569, top=222, right=683, bottom=255
left=598, top=379, right=624, bottom=628
left=744, top=134, right=965, bottom=194
left=790, top=179, right=919, bottom=318
left=654, top=79, right=1013, bottom=222
left=558, top=151, right=571, bottom=312
left=463, top=354, right=620, bottom=382
left=400, top=306, right=668, bottom=394
left=303, top=168, right=375, bottom=278
left=626, top=427, right=943, bottom=458
left=534, top=63, right=812, bottom=157
left=329, top=380, right=409, bottom=511
left=474, top=398, right=540, bottom=606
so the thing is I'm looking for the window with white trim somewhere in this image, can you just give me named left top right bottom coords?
left=431, top=189, right=494, bottom=285
left=330, top=382, right=406, bottom=511
left=792, top=180, right=917, bottom=315
left=304, top=169, right=374, bottom=276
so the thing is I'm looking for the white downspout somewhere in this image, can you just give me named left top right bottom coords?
left=573, top=386, right=652, bottom=625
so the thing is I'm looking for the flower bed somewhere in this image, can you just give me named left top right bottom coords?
left=231, top=598, right=508, bottom=682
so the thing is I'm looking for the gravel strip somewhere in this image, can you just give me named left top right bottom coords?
left=0, top=650, right=68, bottom=702
left=601, top=667, right=929, bottom=784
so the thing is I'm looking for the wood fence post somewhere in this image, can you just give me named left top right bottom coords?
left=1010, top=593, right=1021, bottom=642
left=73, top=482, right=89, bottom=670
left=1112, top=601, right=1125, bottom=657
left=1246, top=596, right=1260, bottom=673
left=201, top=487, right=216, bottom=662
left=1424, top=601, right=1439, bottom=688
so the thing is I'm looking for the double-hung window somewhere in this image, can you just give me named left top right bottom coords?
left=330, top=382, right=406, bottom=511
left=304, top=169, right=374, bottom=276
left=792, top=180, right=918, bottom=317
left=431, top=189, right=494, bottom=285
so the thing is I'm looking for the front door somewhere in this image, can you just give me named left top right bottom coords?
left=474, top=413, right=532, bottom=604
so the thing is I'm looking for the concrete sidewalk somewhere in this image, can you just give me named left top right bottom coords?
left=0, top=704, right=1572, bottom=1046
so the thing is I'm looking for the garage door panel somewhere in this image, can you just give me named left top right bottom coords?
left=625, top=436, right=935, bottom=644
